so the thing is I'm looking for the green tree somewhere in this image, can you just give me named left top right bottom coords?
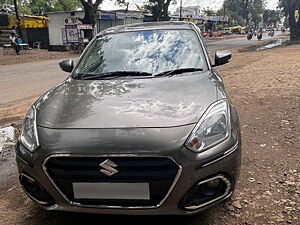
left=224, top=0, right=265, bottom=26
left=74, top=0, right=102, bottom=40
left=202, top=7, right=215, bottom=17
left=279, top=0, right=300, bottom=41
left=26, top=0, right=60, bottom=15
left=248, top=0, right=264, bottom=27
left=144, top=0, right=176, bottom=21
left=57, top=0, right=82, bottom=11
left=263, top=9, right=281, bottom=26
left=77, top=0, right=102, bottom=26
left=0, top=0, right=81, bottom=15
left=217, top=6, right=244, bottom=25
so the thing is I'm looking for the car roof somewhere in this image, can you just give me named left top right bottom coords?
left=99, top=21, right=195, bottom=36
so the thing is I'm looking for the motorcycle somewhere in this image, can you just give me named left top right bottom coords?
left=247, top=32, right=253, bottom=40
left=257, top=33, right=262, bottom=40
left=268, top=31, right=274, bottom=37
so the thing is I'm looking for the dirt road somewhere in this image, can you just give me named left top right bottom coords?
left=0, top=49, right=74, bottom=66
left=0, top=44, right=300, bottom=225
left=0, top=49, right=77, bottom=126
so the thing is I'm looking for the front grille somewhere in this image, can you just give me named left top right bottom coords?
left=45, top=156, right=180, bottom=207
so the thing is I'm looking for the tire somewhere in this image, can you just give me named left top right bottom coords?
left=257, top=34, right=262, bottom=40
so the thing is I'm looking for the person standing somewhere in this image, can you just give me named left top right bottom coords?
left=9, top=32, right=20, bottom=55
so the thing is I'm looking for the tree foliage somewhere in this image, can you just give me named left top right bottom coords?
left=77, top=0, right=102, bottom=26
left=224, top=0, right=265, bottom=26
left=279, top=0, right=300, bottom=41
left=144, top=0, right=176, bottom=21
left=0, top=0, right=81, bottom=15
left=216, top=6, right=244, bottom=25
left=202, top=7, right=215, bottom=17
left=263, top=9, right=281, bottom=26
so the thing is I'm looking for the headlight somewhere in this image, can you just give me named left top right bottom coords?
left=20, top=106, right=39, bottom=152
left=185, top=100, right=230, bottom=152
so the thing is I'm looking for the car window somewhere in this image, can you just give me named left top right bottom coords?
left=74, top=29, right=207, bottom=78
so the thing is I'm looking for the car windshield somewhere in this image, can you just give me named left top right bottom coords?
left=74, top=29, right=207, bottom=79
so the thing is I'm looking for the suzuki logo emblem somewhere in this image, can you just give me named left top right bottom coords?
left=99, top=159, right=118, bottom=176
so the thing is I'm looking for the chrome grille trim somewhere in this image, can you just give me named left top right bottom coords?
left=42, top=154, right=182, bottom=209
left=184, top=174, right=232, bottom=210
left=202, top=140, right=239, bottom=168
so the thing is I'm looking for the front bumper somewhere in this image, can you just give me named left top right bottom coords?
left=15, top=128, right=241, bottom=215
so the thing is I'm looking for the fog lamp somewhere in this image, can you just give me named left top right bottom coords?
left=206, top=179, right=221, bottom=189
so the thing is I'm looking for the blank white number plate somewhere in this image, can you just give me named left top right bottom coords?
left=73, top=182, right=150, bottom=200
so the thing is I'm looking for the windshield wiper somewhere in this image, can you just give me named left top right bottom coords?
left=79, top=68, right=203, bottom=80
left=154, top=68, right=204, bottom=77
left=80, top=71, right=153, bottom=80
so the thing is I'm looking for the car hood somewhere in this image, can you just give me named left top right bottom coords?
left=35, top=71, right=225, bottom=129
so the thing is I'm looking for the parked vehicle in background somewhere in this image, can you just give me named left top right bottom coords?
left=247, top=32, right=253, bottom=40
left=220, top=28, right=232, bottom=35
left=215, top=31, right=223, bottom=37
left=203, top=30, right=222, bottom=37
left=268, top=30, right=275, bottom=37
left=230, top=25, right=243, bottom=34
left=202, top=31, right=209, bottom=37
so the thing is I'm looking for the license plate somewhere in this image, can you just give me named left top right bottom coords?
left=73, top=182, right=150, bottom=200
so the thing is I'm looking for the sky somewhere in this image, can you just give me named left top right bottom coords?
left=100, top=0, right=279, bottom=12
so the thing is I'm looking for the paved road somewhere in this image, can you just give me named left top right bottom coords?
left=206, top=32, right=280, bottom=51
left=0, top=59, right=69, bottom=106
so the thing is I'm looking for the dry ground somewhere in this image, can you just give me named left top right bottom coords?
left=0, top=48, right=78, bottom=126
left=0, top=98, right=36, bottom=127
left=0, top=44, right=299, bottom=225
left=216, top=45, right=300, bottom=224
left=0, top=49, right=75, bottom=66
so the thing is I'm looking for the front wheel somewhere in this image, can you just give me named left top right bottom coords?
left=257, top=34, right=262, bottom=40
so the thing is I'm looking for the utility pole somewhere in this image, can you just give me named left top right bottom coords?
left=13, top=0, right=21, bottom=36
left=179, top=0, right=182, bottom=21
left=223, top=2, right=226, bottom=25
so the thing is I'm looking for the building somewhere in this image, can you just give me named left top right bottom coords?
left=47, top=10, right=144, bottom=50
left=173, top=6, right=202, bottom=18
left=171, top=6, right=229, bottom=32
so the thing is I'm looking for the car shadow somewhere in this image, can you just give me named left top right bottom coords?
left=25, top=204, right=226, bottom=225
left=17, top=202, right=224, bottom=225
left=50, top=212, right=202, bottom=225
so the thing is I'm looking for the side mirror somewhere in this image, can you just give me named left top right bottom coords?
left=59, top=59, right=74, bottom=73
left=214, top=50, right=232, bottom=66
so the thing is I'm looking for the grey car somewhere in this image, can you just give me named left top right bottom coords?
left=16, top=22, right=241, bottom=215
